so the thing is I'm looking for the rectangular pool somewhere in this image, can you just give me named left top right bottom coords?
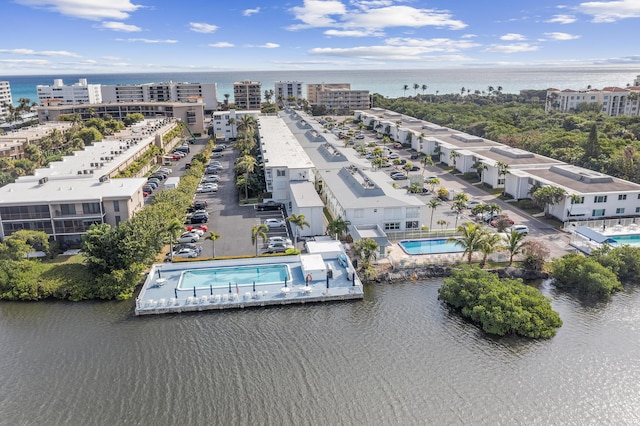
left=398, top=238, right=464, bottom=255
left=610, top=234, right=640, bottom=247
left=178, top=264, right=291, bottom=290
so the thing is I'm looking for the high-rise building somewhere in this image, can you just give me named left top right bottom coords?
left=0, top=81, right=13, bottom=119
left=37, top=79, right=102, bottom=106
left=274, top=81, right=303, bottom=105
left=233, top=80, right=262, bottom=110
left=101, top=81, right=218, bottom=112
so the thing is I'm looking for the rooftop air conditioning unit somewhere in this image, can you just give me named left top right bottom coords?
left=99, top=175, right=110, bottom=183
left=38, top=177, right=48, bottom=185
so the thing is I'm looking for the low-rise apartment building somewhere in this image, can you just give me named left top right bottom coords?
left=307, top=83, right=370, bottom=113
left=210, top=109, right=259, bottom=141
left=546, top=84, right=640, bottom=116
left=355, top=108, right=640, bottom=223
left=0, top=122, right=74, bottom=160
left=0, top=81, right=12, bottom=120
left=36, top=101, right=205, bottom=134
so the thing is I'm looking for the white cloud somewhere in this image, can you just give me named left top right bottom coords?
left=0, top=59, right=51, bottom=65
left=100, top=21, right=141, bottom=32
left=16, top=0, right=142, bottom=21
left=260, top=43, right=280, bottom=49
left=543, top=32, right=581, bottom=41
left=546, top=14, right=577, bottom=24
left=189, top=22, right=218, bottom=33
left=482, top=43, right=539, bottom=53
left=575, top=0, right=640, bottom=23
left=208, top=42, right=234, bottom=48
left=308, top=37, right=478, bottom=61
left=0, top=48, right=80, bottom=57
left=117, top=38, right=178, bottom=43
left=243, top=7, right=260, bottom=16
left=324, top=29, right=383, bottom=37
left=289, top=0, right=347, bottom=30
left=101, top=55, right=122, bottom=60
left=500, top=33, right=526, bottom=41
left=289, top=2, right=466, bottom=32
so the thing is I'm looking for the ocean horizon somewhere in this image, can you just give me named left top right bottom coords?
left=2, top=66, right=638, bottom=105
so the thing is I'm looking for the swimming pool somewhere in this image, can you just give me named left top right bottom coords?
left=178, top=264, right=291, bottom=290
left=609, top=234, right=640, bottom=247
left=398, top=238, right=464, bottom=255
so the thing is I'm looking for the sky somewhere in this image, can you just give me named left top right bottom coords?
left=1, top=0, right=640, bottom=75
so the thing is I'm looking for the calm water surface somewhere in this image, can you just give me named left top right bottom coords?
left=1, top=279, right=639, bottom=425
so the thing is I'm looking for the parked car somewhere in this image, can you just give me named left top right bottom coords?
left=190, top=212, right=209, bottom=224
left=191, top=201, right=208, bottom=210
left=159, top=167, right=173, bottom=174
left=174, top=242, right=197, bottom=251
left=264, top=218, right=286, bottom=228
left=186, top=228, right=205, bottom=237
left=186, top=225, right=208, bottom=233
left=145, top=181, right=159, bottom=189
left=410, top=153, right=420, bottom=160
left=185, top=162, right=192, bottom=169
left=255, top=201, right=283, bottom=211
left=166, top=248, right=199, bottom=259
left=205, top=167, right=220, bottom=175
left=393, top=143, right=403, bottom=149
left=210, top=152, right=223, bottom=158
left=391, top=174, right=408, bottom=180
left=212, top=145, right=225, bottom=152
left=197, top=183, right=218, bottom=193
left=390, top=171, right=405, bottom=177
left=403, top=165, right=420, bottom=172
left=178, top=232, right=200, bottom=243
left=507, top=225, right=529, bottom=235
left=209, top=160, right=222, bottom=167
left=267, top=236, right=292, bottom=245
left=490, top=215, right=515, bottom=227
left=388, top=153, right=400, bottom=159
left=355, top=134, right=365, bottom=139
left=266, top=243, right=294, bottom=254
left=201, top=175, right=220, bottom=183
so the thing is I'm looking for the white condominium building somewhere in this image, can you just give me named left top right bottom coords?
left=101, top=81, right=218, bottom=112
left=546, top=82, right=640, bottom=117
left=274, top=81, right=303, bottom=104
left=0, top=81, right=11, bottom=119
left=233, top=80, right=262, bottom=110
left=37, top=79, right=102, bottom=106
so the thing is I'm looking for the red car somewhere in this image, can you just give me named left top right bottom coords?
left=490, top=215, right=515, bottom=227
left=186, top=224, right=208, bottom=233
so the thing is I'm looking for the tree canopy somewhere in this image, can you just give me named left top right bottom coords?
left=438, top=266, right=562, bottom=338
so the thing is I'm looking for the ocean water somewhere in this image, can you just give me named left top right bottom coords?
left=2, top=67, right=638, bottom=105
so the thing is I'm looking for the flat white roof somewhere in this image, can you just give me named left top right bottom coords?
left=290, top=181, right=323, bottom=208
left=0, top=177, right=146, bottom=204
left=259, top=115, right=314, bottom=169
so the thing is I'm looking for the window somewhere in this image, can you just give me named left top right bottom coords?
left=594, top=195, right=607, bottom=203
left=571, top=196, right=584, bottom=204
left=406, top=208, right=419, bottom=219
left=592, top=209, right=606, bottom=217
left=406, top=221, right=419, bottom=229
left=383, top=222, right=400, bottom=231
left=115, top=216, right=121, bottom=225
left=636, top=207, right=640, bottom=213
left=82, top=202, right=101, bottom=214
left=618, top=194, right=627, bottom=201
left=276, top=169, right=286, bottom=177
left=113, top=200, right=120, bottom=212
left=616, top=208, right=625, bottom=214
left=353, top=209, right=364, bottom=218
left=498, top=178, right=505, bottom=185
left=60, top=204, right=76, bottom=215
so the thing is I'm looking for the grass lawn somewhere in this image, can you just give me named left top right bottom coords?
left=26, top=254, right=94, bottom=300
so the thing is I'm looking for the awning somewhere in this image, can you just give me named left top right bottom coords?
left=574, top=226, right=616, bottom=244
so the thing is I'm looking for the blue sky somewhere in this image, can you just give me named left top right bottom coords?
left=1, top=0, right=639, bottom=75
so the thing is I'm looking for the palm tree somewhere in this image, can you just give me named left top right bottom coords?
left=425, top=177, right=440, bottom=193
left=286, top=213, right=310, bottom=247
left=567, top=193, right=584, bottom=218
left=427, top=198, right=441, bottom=232
left=502, top=230, right=528, bottom=266
left=206, top=230, right=221, bottom=258
left=166, top=219, right=183, bottom=262
left=326, top=216, right=349, bottom=240
left=417, top=132, right=425, bottom=153
left=352, top=238, right=379, bottom=268
left=478, top=232, right=502, bottom=268
left=237, top=155, right=257, bottom=200
left=437, top=219, right=447, bottom=231
left=472, top=160, right=487, bottom=181
left=420, top=154, right=434, bottom=177
left=496, top=161, right=510, bottom=195
left=402, top=84, right=409, bottom=97
left=449, top=149, right=459, bottom=171
left=449, top=222, right=485, bottom=264
left=251, top=224, right=269, bottom=257
left=227, top=117, right=236, bottom=139
left=421, top=84, right=428, bottom=95
left=223, top=93, right=230, bottom=108
left=413, top=83, right=420, bottom=96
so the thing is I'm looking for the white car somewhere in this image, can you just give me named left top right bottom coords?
left=201, top=175, right=220, bottom=183
left=388, top=153, right=400, bottom=159
left=197, top=184, right=218, bottom=193
left=507, top=225, right=529, bottom=235
left=264, top=218, right=286, bottom=228
left=187, top=228, right=205, bottom=237
left=178, top=232, right=200, bottom=243
left=267, top=236, right=292, bottom=245
left=168, top=248, right=198, bottom=259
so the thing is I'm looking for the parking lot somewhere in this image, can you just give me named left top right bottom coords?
left=159, top=137, right=293, bottom=260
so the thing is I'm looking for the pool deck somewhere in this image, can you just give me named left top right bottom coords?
left=135, top=254, right=363, bottom=316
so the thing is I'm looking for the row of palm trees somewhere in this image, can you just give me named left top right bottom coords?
left=450, top=222, right=528, bottom=267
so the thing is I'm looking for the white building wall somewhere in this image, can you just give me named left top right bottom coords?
left=0, top=81, right=12, bottom=119
left=37, top=79, right=102, bottom=105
